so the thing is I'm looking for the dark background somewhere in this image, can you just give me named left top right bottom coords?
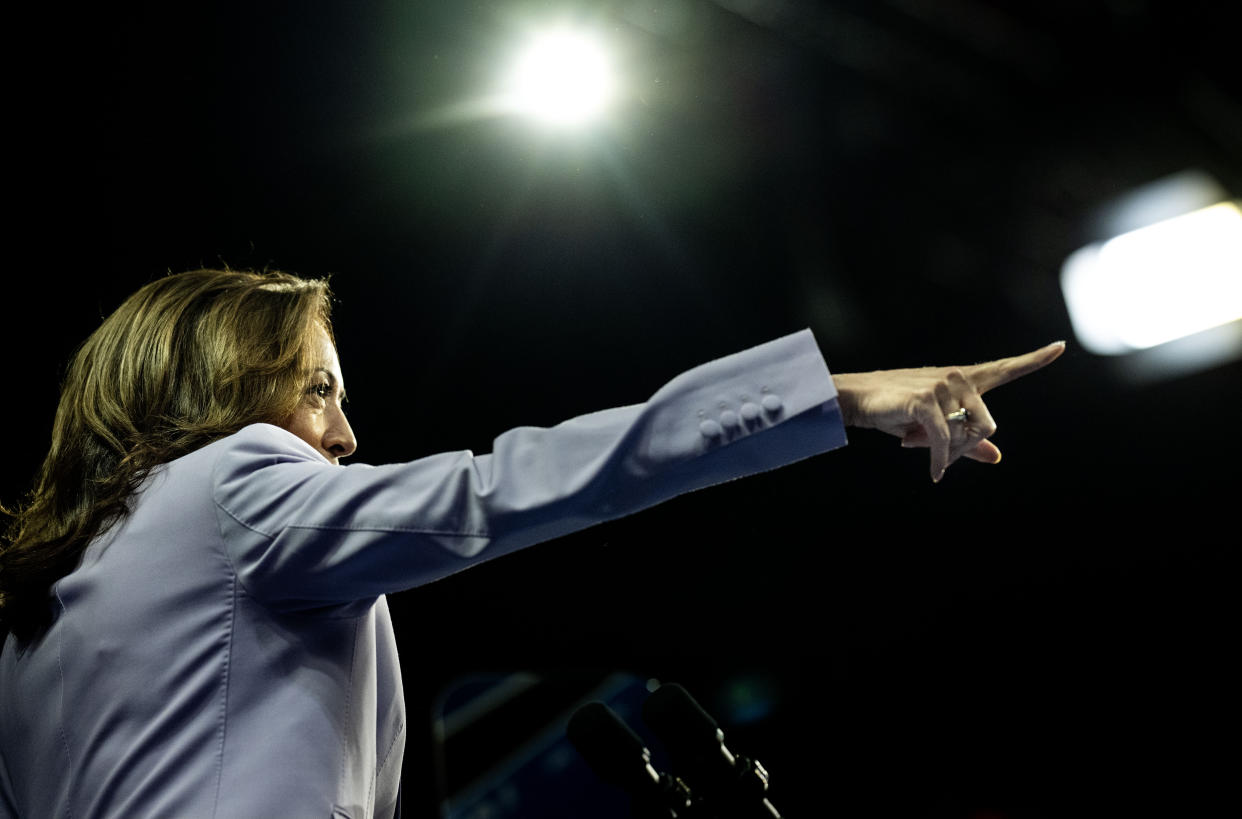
left=8, top=1, right=1238, bottom=816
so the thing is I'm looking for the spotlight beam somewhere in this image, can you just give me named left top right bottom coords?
left=502, top=27, right=617, bottom=127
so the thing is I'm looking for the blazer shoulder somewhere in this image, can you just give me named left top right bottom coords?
left=209, top=423, right=332, bottom=465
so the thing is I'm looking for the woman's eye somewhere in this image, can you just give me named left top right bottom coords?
left=308, top=383, right=332, bottom=399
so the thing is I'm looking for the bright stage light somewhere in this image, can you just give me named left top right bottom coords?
left=1061, top=200, right=1242, bottom=355
left=502, top=28, right=617, bottom=126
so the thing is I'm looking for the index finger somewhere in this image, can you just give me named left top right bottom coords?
left=968, top=341, right=1066, bottom=394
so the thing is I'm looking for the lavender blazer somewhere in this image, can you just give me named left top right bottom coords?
left=0, top=329, right=847, bottom=818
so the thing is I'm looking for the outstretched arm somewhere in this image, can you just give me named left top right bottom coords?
left=832, top=341, right=1066, bottom=482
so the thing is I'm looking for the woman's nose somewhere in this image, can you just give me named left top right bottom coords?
left=324, top=408, right=357, bottom=460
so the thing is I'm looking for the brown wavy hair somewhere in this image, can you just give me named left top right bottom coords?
left=0, top=268, right=333, bottom=642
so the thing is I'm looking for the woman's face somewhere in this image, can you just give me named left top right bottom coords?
left=282, top=325, right=357, bottom=464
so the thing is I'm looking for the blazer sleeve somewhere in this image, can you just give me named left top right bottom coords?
left=211, top=329, right=848, bottom=609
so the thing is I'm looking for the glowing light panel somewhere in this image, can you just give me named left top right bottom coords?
left=1061, top=201, right=1242, bottom=354
left=503, top=28, right=616, bottom=126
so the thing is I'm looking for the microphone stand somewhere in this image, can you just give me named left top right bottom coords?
left=642, top=683, right=784, bottom=819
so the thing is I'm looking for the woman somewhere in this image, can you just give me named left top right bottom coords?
left=0, top=268, right=1062, bottom=817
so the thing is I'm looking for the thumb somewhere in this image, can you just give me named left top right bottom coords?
left=961, top=439, right=1002, bottom=464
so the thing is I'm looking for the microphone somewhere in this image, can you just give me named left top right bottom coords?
left=642, top=683, right=782, bottom=819
left=568, top=701, right=696, bottom=818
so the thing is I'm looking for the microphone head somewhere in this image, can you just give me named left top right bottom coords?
left=567, top=701, right=655, bottom=791
left=642, top=682, right=721, bottom=752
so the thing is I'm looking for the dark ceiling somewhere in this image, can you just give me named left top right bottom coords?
left=9, top=1, right=1239, bottom=815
